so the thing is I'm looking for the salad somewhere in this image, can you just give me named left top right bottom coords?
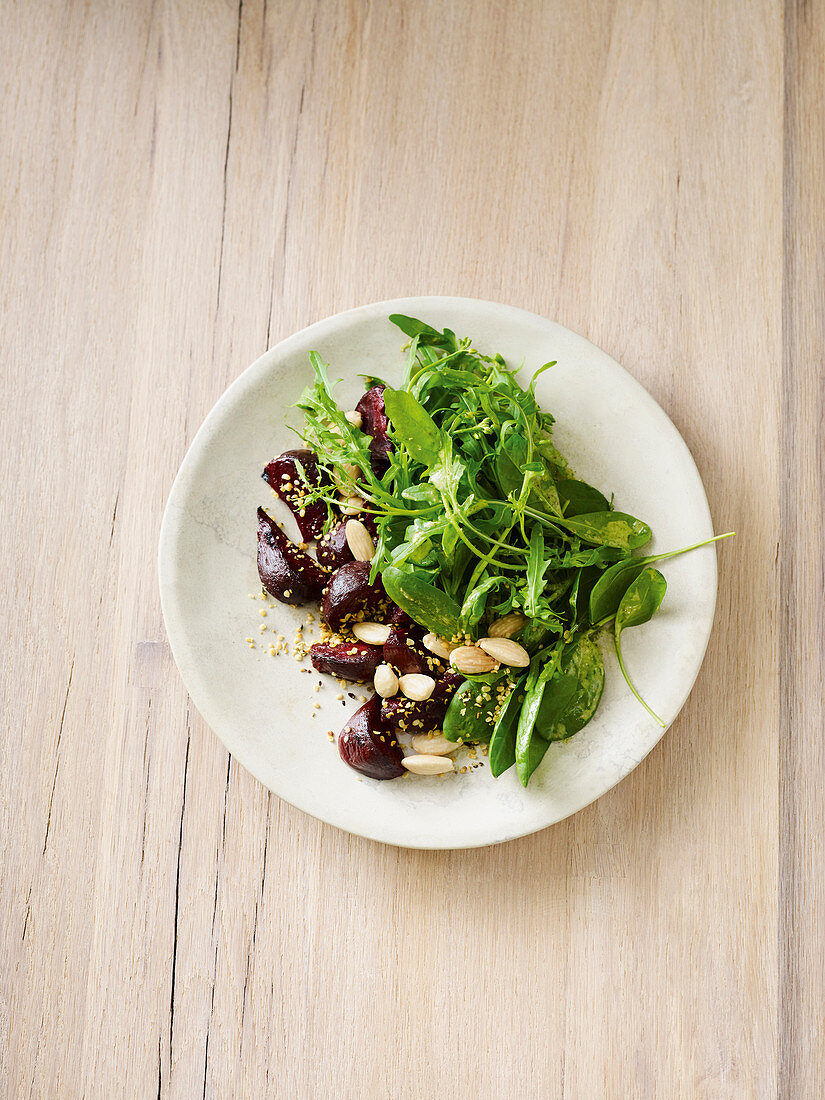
left=255, top=316, right=730, bottom=786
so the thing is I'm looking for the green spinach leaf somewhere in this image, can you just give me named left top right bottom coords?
left=383, top=387, right=443, bottom=467
left=555, top=477, right=610, bottom=516
left=381, top=566, right=462, bottom=638
left=514, top=651, right=561, bottom=786
left=488, top=682, right=526, bottom=777
left=589, top=559, right=650, bottom=623
left=443, top=674, right=510, bottom=743
left=557, top=511, right=651, bottom=550
left=613, top=568, right=667, bottom=726
left=537, top=634, right=605, bottom=741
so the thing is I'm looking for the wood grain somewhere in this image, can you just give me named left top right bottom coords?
left=0, top=0, right=816, bottom=1096
left=780, top=2, right=825, bottom=1097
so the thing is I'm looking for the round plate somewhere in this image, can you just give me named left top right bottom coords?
left=159, top=297, right=717, bottom=849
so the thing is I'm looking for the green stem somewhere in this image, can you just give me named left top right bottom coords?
left=614, top=633, right=666, bottom=727
left=521, top=506, right=567, bottom=534
left=457, top=513, right=527, bottom=558
left=443, top=505, right=524, bottom=572
left=645, top=531, right=736, bottom=562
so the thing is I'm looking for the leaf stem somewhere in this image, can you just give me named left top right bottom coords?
left=614, top=633, right=666, bottom=727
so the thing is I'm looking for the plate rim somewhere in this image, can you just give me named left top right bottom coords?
left=159, top=295, right=718, bottom=849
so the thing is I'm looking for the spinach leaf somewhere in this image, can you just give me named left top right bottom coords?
left=555, top=477, right=610, bottom=516
left=514, top=651, right=561, bottom=786
left=389, top=314, right=458, bottom=353
left=556, top=511, right=651, bottom=550
left=516, top=674, right=577, bottom=785
left=383, top=387, right=443, bottom=467
left=488, top=682, right=525, bottom=777
left=443, top=674, right=510, bottom=743
left=536, top=634, right=605, bottom=741
left=589, top=532, right=737, bottom=624
left=388, top=314, right=443, bottom=341
left=381, top=566, right=462, bottom=638
left=514, top=635, right=606, bottom=785
left=613, top=568, right=667, bottom=726
left=589, top=559, right=650, bottom=623
left=494, top=449, right=524, bottom=498
left=570, top=565, right=601, bottom=625
left=615, top=567, right=667, bottom=632
left=529, top=473, right=562, bottom=517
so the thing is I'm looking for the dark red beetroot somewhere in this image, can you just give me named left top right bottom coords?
left=321, top=560, right=385, bottom=631
left=383, top=625, right=440, bottom=677
left=310, top=641, right=382, bottom=682
left=355, top=386, right=392, bottom=476
left=388, top=605, right=414, bottom=627
left=316, top=514, right=376, bottom=571
left=257, top=507, right=328, bottom=604
left=381, top=670, right=463, bottom=732
left=338, top=694, right=405, bottom=780
left=262, top=450, right=329, bottom=541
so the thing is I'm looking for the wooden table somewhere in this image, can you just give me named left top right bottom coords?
left=3, top=2, right=821, bottom=1096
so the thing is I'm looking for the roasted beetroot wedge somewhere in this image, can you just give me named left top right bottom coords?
left=262, top=449, right=329, bottom=541
left=316, top=519, right=352, bottom=570
left=383, top=625, right=439, bottom=677
left=257, top=507, right=328, bottom=604
left=381, top=671, right=463, bottom=732
left=321, top=560, right=385, bottom=631
left=381, top=694, right=446, bottom=733
left=355, top=385, right=392, bottom=476
left=310, top=641, right=382, bottom=682
left=316, top=514, right=377, bottom=571
left=388, top=604, right=413, bottom=627
left=338, top=694, right=404, bottom=780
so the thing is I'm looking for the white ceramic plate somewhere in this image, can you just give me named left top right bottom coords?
left=159, top=297, right=718, bottom=849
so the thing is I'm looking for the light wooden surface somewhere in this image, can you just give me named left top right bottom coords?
left=1, top=1, right=820, bottom=1096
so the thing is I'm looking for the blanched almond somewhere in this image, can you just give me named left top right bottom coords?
left=478, top=637, right=530, bottom=667
left=422, top=633, right=455, bottom=660
left=352, top=622, right=391, bottom=645
left=373, top=663, right=399, bottom=698
left=449, top=645, right=498, bottom=674
left=398, top=673, right=436, bottom=701
left=345, top=519, right=375, bottom=562
left=340, top=495, right=365, bottom=515
left=401, top=754, right=454, bottom=775
left=411, top=732, right=458, bottom=756
left=345, top=410, right=363, bottom=428
left=488, top=613, right=528, bottom=638
left=342, top=462, right=360, bottom=480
